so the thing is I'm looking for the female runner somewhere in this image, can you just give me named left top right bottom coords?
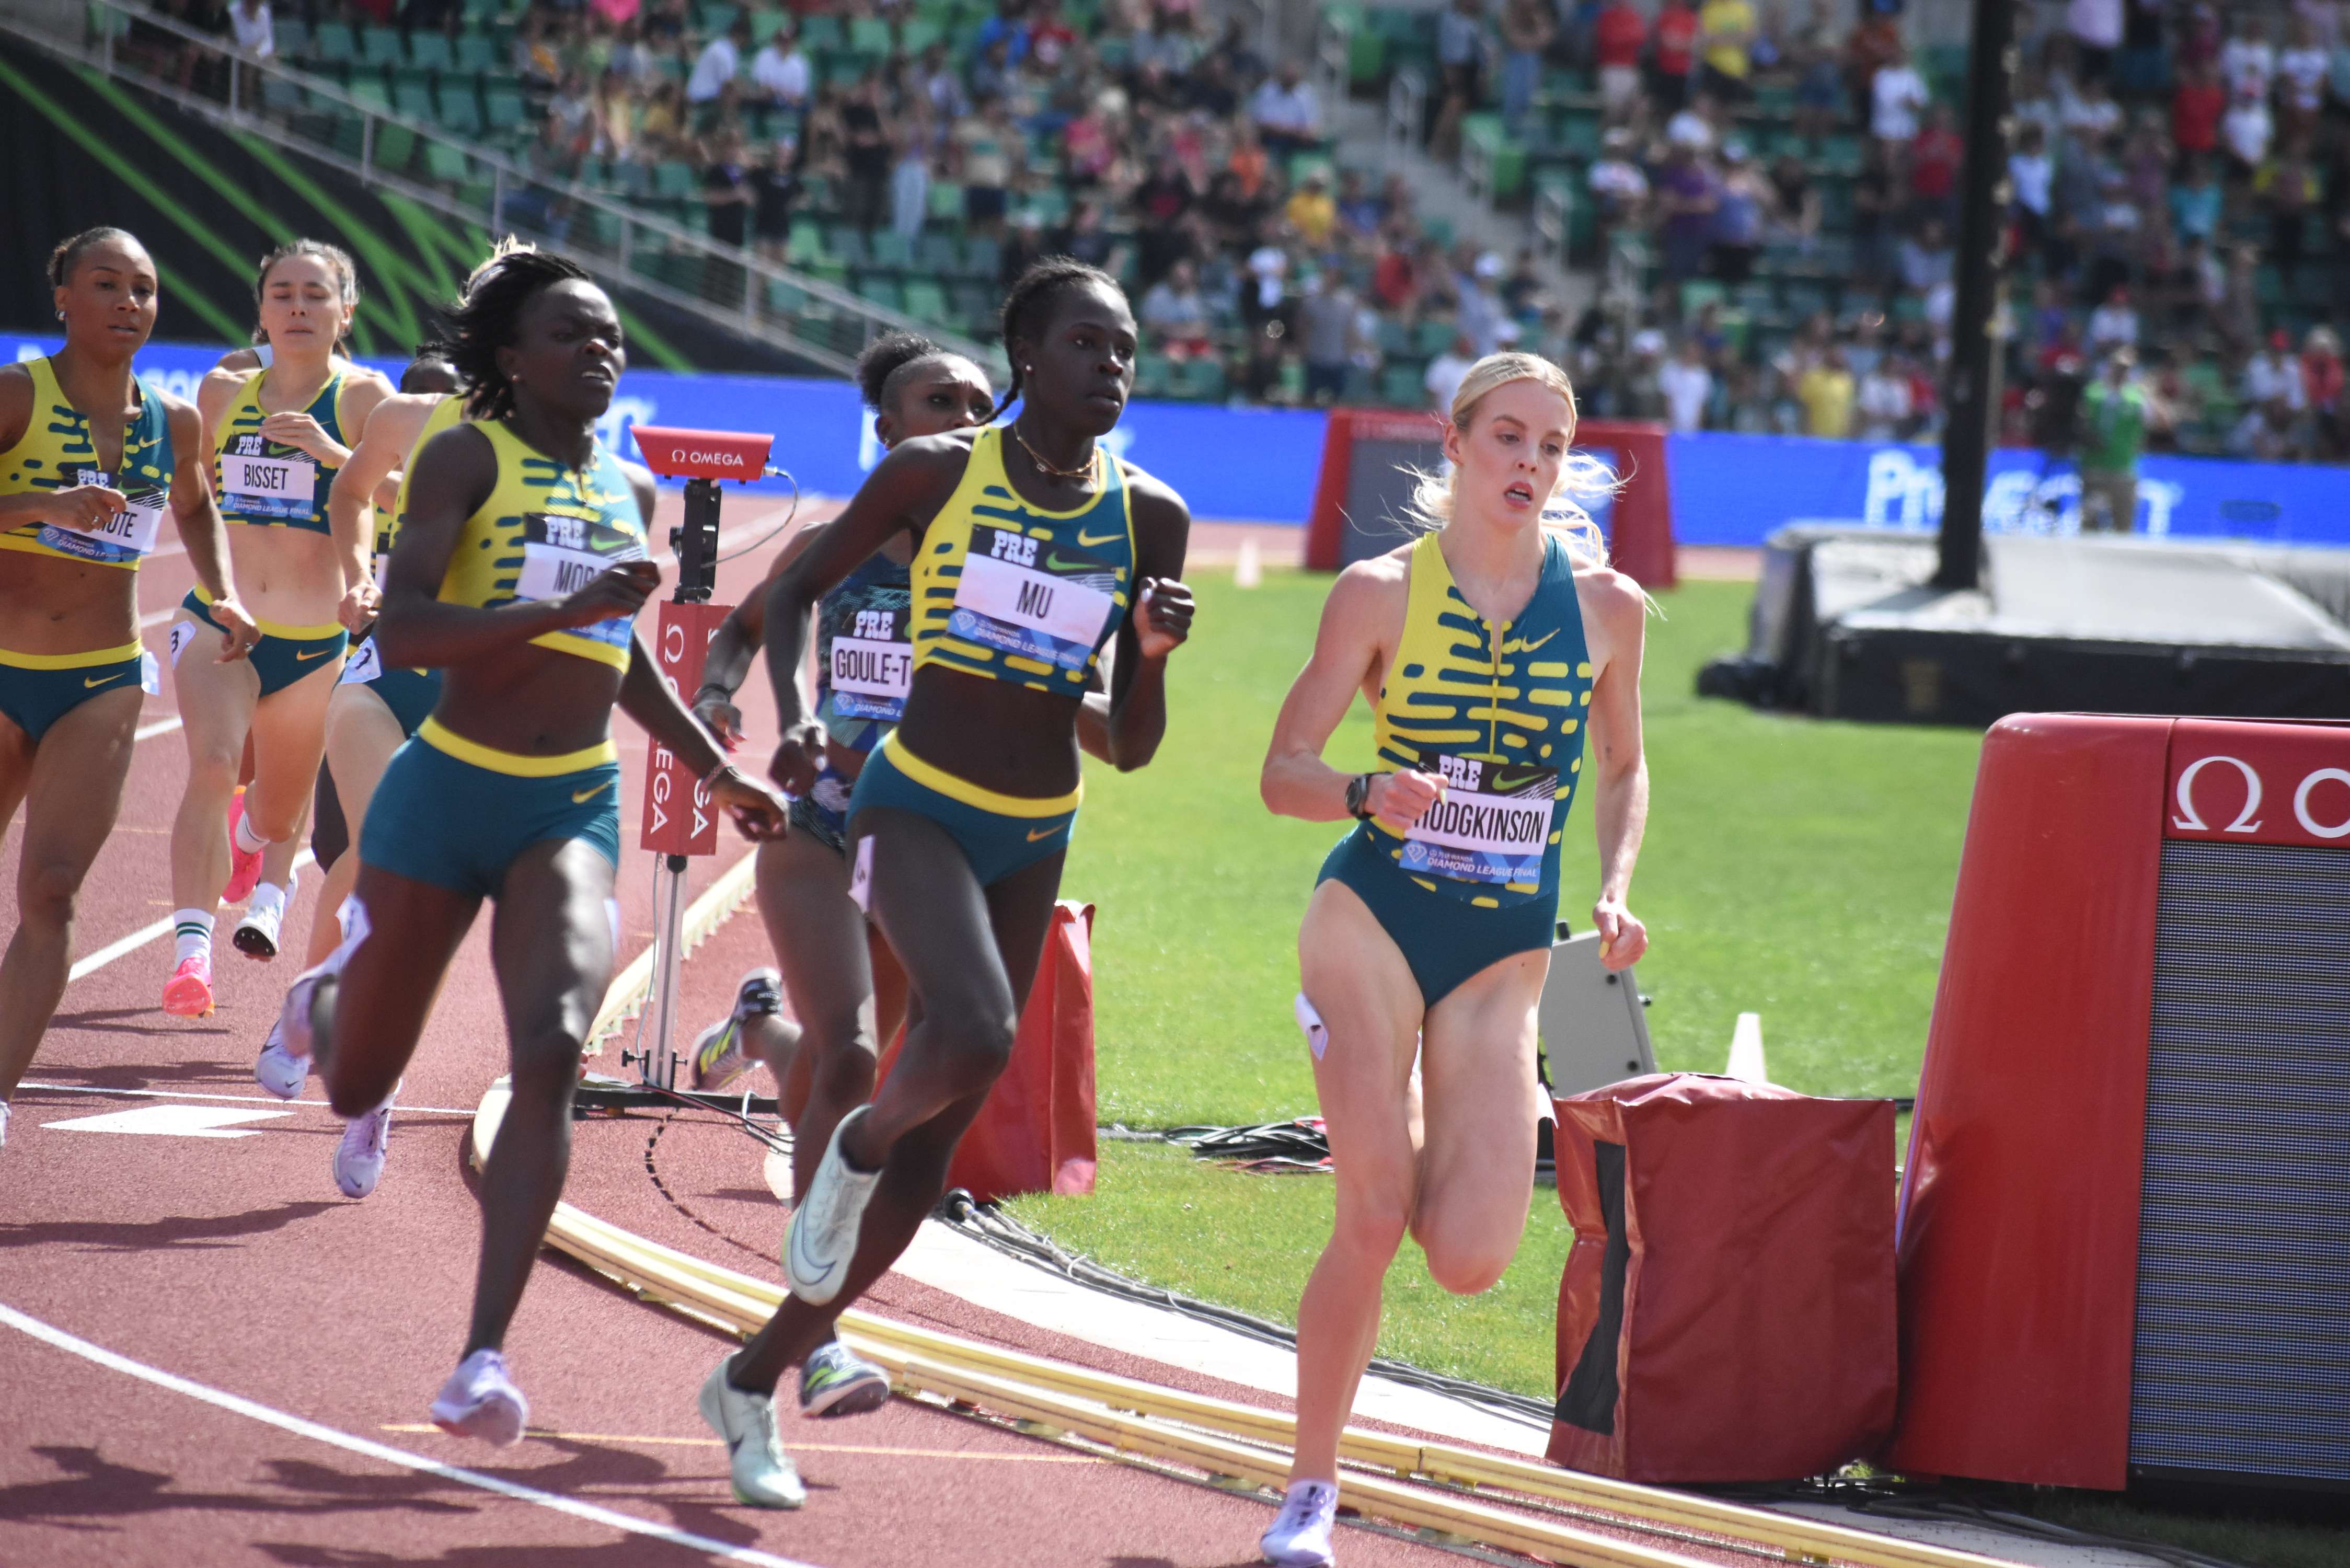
left=694, top=260, right=1196, bottom=1509
left=275, top=249, right=788, bottom=1443
left=1256, top=353, right=1650, bottom=1567
left=253, top=350, right=464, bottom=1205
left=686, top=331, right=994, bottom=1419
left=0, top=228, right=257, bottom=1148
left=164, top=240, right=394, bottom=1016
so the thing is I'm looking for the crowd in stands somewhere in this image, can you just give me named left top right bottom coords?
left=105, top=0, right=2350, bottom=454
left=1557, top=0, right=2350, bottom=463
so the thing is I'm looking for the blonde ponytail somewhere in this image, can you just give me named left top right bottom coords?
left=1398, top=352, right=1619, bottom=564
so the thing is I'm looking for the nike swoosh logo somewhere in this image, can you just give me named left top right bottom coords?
left=572, top=780, right=614, bottom=804
left=295, top=647, right=330, bottom=661
left=789, top=1221, right=837, bottom=1287
left=1075, top=527, right=1122, bottom=546
left=1026, top=825, right=1061, bottom=842
left=83, top=673, right=125, bottom=689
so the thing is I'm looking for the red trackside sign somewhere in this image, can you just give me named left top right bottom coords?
left=2164, top=718, right=2350, bottom=851
left=641, top=599, right=732, bottom=856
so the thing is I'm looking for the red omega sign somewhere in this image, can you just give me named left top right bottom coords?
left=2163, top=719, right=2350, bottom=850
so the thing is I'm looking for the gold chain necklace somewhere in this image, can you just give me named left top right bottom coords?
left=1009, top=421, right=1098, bottom=485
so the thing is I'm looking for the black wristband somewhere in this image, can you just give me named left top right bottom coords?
left=693, top=682, right=733, bottom=706
left=1345, top=773, right=1377, bottom=821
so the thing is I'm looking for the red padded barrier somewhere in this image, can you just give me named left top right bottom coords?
left=876, top=900, right=1097, bottom=1203
left=1549, top=1073, right=1897, bottom=1483
left=1886, top=714, right=2169, bottom=1489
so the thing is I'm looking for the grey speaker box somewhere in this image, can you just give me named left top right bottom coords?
left=1538, top=930, right=1655, bottom=1098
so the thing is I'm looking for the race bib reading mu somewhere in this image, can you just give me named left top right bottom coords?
left=947, top=523, right=1120, bottom=672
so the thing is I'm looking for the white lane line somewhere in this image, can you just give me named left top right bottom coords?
left=17, top=1081, right=477, bottom=1116
left=43, top=1103, right=294, bottom=1138
left=0, top=1302, right=822, bottom=1568
left=66, top=849, right=316, bottom=980
left=134, top=716, right=182, bottom=741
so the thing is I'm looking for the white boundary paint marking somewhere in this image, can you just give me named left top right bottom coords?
left=17, top=1081, right=477, bottom=1116
left=43, top=1103, right=294, bottom=1137
left=0, top=1302, right=824, bottom=1568
left=134, top=716, right=182, bottom=741
left=66, top=849, right=316, bottom=979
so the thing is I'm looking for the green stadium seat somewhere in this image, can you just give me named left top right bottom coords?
left=394, top=81, right=434, bottom=120
left=421, top=141, right=468, bottom=180
left=950, top=281, right=993, bottom=328
left=1412, top=318, right=1455, bottom=358
left=869, top=230, right=913, bottom=270
left=699, top=3, right=741, bottom=38
left=410, top=32, right=453, bottom=71
left=483, top=86, right=526, bottom=131
left=1132, top=356, right=1173, bottom=399
left=1174, top=357, right=1227, bottom=402
left=653, top=159, right=697, bottom=198
left=916, top=230, right=961, bottom=275
left=848, top=15, right=892, bottom=53
left=959, top=234, right=999, bottom=280
left=766, top=276, right=815, bottom=314
left=786, top=220, right=827, bottom=266
left=456, top=32, right=499, bottom=72
left=747, top=6, right=787, bottom=42
left=436, top=83, right=482, bottom=134
left=312, top=21, right=357, bottom=63
left=855, top=275, right=904, bottom=311
left=1379, top=362, right=1423, bottom=407
left=1375, top=316, right=1412, bottom=357
left=899, top=18, right=942, bottom=55
left=274, top=18, right=308, bottom=56
left=799, top=15, right=843, bottom=49
left=903, top=279, right=949, bottom=322
left=376, top=122, right=418, bottom=171
left=262, top=75, right=304, bottom=112
left=925, top=180, right=963, bottom=223
left=348, top=78, right=391, bottom=114
left=361, top=26, right=403, bottom=66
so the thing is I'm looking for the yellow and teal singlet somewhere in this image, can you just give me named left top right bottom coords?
left=213, top=366, right=355, bottom=534
left=1361, top=529, right=1593, bottom=909
left=432, top=419, right=648, bottom=673
left=908, top=426, right=1135, bottom=698
left=0, top=355, right=174, bottom=571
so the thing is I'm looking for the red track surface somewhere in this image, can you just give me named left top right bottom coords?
left=0, top=498, right=1465, bottom=1568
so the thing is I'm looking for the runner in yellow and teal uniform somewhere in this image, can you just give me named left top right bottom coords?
left=0, top=228, right=258, bottom=1150
left=164, top=241, right=393, bottom=1016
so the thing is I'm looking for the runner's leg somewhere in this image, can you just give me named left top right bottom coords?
left=0, top=688, right=143, bottom=1101
left=303, top=685, right=405, bottom=967
left=168, top=618, right=261, bottom=919
left=467, top=835, right=617, bottom=1355
left=1411, top=948, right=1548, bottom=1294
left=759, top=829, right=881, bottom=1200
left=315, top=863, right=480, bottom=1113
left=241, top=659, right=339, bottom=845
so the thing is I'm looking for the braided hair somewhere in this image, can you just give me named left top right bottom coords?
left=855, top=329, right=947, bottom=411
left=250, top=239, right=361, bottom=347
left=47, top=227, right=141, bottom=287
left=439, top=246, right=593, bottom=421
left=989, top=257, right=1121, bottom=421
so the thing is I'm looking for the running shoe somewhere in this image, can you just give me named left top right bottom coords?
left=276, top=950, right=341, bottom=1065
left=255, top=1017, right=311, bottom=1100
left=221, top=789, right=264, bottom=905
left=784, top=1105, right=881, bottom=1306
left=698, top=1353, right=806, bottom=1508
left=162, top=953, right=215, bottom=1018
left=0, top=1101, right=10, bottom=1151
left=429, top=1348, right=529, bottom=1447
left=689, top=967, right=782, bottom=1093
left=232, top=896, right=285, bottom=961
left=335, top=1091, right=395, bottom=1198
left=799, top=1340, right=891, bottom=1418
left=1260, top=1478, right=1340, bottom=1567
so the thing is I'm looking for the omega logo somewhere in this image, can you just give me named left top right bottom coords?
left=2172, top=754, right=2350, bottom=840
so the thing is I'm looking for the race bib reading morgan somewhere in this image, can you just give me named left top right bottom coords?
left=39, top=467, right=165, bottom=564
left=829, top=605, right=912, bottom=721
left=220, top=435, right=319, bottom=521
left=947, top=523, right=1120, bottom=672
left=1397, top=754, right=1558, bottom=886
left=515, top=511, right=647, bottom=651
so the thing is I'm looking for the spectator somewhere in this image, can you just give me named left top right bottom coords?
left=837, top=75, right=891, bottom=232
left=1500, top=247, right=1544, bottom=317
left=1457, top=250, right=1508, bottom=355
left=1870, top=43, right=1929, bottom=146
left=2244, top=328, right=2306, bottom=409
left=2278, top=15, right=2329, bottom=132
left=1851, top=137, right=1900, bottom=285
left=1907, top=101, right=1963, bottom=224
left=2301, top=325, right=2345, bottom=421
left=702, top=126, right=754, bottom=248
left=1431, top=0, right=1484, bottom=158
left=1028, top=0, right=1077, bottom=68
left=2222, top=86, right=2274, bottom=173
left=750, top=135, right=797, bottom=262
left=547, top=71, right=597, bottom=155
left=1854, top=351, right=1911, bottom=441
left=1789, top=0, right=1842, bottom=137
left=687, top=15, right=748, bottom=105
left=1796, top=346, right=1855, bottom=437
left=2230, top=395, right=2303, bottom=459
left=1140, top=258, right=1212, bottom=358
left=1711, top=142, right=1767, bottom=282
left=1656, top=141, right=1719, bottom=281
left=2256, top=139, right=2320, bottom=278
left=2171, top=56, right=2225, bottom=155
left=2058, top=72, right=2124, bottom=143
left=2168, top=151, right=2222, bottom=244
left=2067, top=0, right=2124, bottom=82
left=1424, top=328, right=1478, bottom=410
left=227, top=0, right=271, bottom=57
left=2009, top=122, right=2055, bottom=253
left=751, top=24, right=809, bottom=109
left=1251, top=60, right=1319, bottom=156
left=1053, top=198, right=1130, bottom=274
left=920, top=41, right=969, bottom=121
left=1653, top=0, right=1700, bottom=113
left=1593, top=0, right=1647, bottom=116
left=2220, top=13, right=2275, bottom=103
left=1241, top=238, right=1290, bottom=333
left=1501, top=0, right=1555, bottom=134
left=1697, top=0, right=1757, bottom=103
left=955, top=95, right=1017, bottom=230
left=2086, top=283, right=2139, bottom=352
left=1657, top=338, right=1713, bottom=431
left=2077, top=347, right=2151, bottom=531
left=1299, top=267, right=1358, bottom=403
left=1335, top=168, right=1384, bottom=237
left=1286, top=170, right=1338, bottom=248
left=890, top=132, right=931, bottom=241
left=1589, top=127, right=1651, bottom=231
left=1766, top=149, right=1820, bottom=246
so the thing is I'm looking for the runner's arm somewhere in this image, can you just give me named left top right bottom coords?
left=0, top=368, right=127, bottom=529
left=1259, top=554, right=1437, bottom=833
left=164, top=397, right=258, bottom=660
left=1096, top=475, right=1193, bottom=771
left=1581, top=568, right=1650, bottom=969
left=327, top=395, right=411, bottom=628
left=695, top=516, right=830, bottom=742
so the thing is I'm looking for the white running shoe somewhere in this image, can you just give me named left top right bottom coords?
left=784, top=1105, right=882, bottom=1306
left=255, top=1017, right=311, bottom=1101
left=429, top=1348, right=529, bottom=1446
left=232, top=897, right=285, bottom=961
left=698, top=1353, right=807, bottom=1508
left=798, top=1339, right=891, bottom=1418
left=1261, top=1479, right=1340, bottom=1567
left=335, top=1090, right=395, bottom=1198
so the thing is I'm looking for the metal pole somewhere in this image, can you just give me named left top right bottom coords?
left=646, top=854, right=689, bottom=1088
left=361, top=113, right=374, bottom=181
left=491, top=166, right=506, bottom=232
left=1933, top=0, right=2018, bottom=592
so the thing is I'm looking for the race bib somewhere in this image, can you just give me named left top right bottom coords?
left=140, top=650, right=160, bottom=695
left=828, top=605, right=911, bottom=721
left=947, top=523, right=1119, bottom=673
left=220, top=439, right=319, bottom=521
left=515, top=511, right=647, bottom=651
left=39, top=468, right=165, bottom=564
left=1397, top=753, right=1558, bottom=887
left=168, top=618, right=197, bottom=667
left=339, top=637, right=384, bottom=686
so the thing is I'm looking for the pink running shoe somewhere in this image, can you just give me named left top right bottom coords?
left=162, top=954, right=215, bottom=1018
left=221, top=788, right=264, bottom=905
left=430, top=1348, right=529, bottom=1446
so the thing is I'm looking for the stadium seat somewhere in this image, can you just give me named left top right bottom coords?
left=653, top=160, right=697, bottom=199
left=903, top=279, right=949, bottom=322
left=394, top=80, right=434, bottom=121
left=1379, top=362, right=1423, bottom=407
left=828, top=226, right=871, bottom=267
left=869, top=230, right=913, bottom=271
left=410, top=32, right=453, bottom=72
left=436, top=84, right=482, bottom=135
left=456, top=32, right=499, bottom=73
left=360, top=26, right=403, bottom=67
left=959, top=234, right=999, bottom=280
left=274, top=18, right=308, bottom=57
left=855, top=275, right=904, bottom=311
left=799, top=15, right=843, bottom=50
left=483, top=86, right=526, bottom=132
left=311, top=22, right=356, bottom=64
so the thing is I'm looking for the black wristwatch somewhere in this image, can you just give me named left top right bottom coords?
left=1344, top=772, right=1378, bottom=821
